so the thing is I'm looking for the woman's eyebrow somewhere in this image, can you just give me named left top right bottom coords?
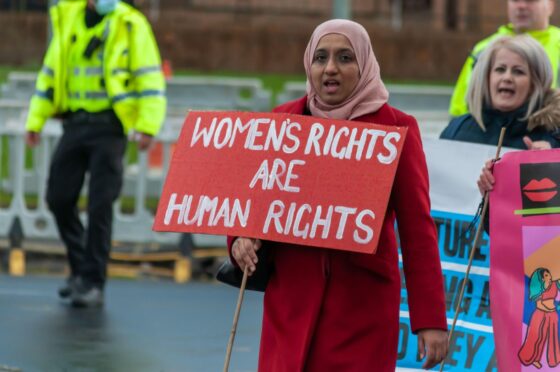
left=494, top=63, right=527, bottom=68
left=336, top=48, right=355, bottom=54
left=315, top=47, right=354, bottom=52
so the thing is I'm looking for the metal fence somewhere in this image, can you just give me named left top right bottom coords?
left=0, top=72, right=451, bottom=257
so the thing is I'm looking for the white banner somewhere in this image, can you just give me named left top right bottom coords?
left=397, top=138, right=517, bottom=371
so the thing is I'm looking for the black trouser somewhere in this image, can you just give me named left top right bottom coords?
left=46, top=110, right=126, bottom=289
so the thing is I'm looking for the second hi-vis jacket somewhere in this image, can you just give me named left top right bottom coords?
left=26, top=0, right=166, bottom=136
left=449, top=24, right=560, bottom=117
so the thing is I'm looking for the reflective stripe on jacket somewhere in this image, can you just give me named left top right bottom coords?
left=66, top=10, right=112, bottom=112
left=26, top=0, right=166, bottom=136
left=449, top=24, right=560, bottom=117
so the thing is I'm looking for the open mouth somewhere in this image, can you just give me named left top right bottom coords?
left=497, top=87, right=515, bottom=96
left=523, top=178, right=558, bottom=202
left=323, top=80, right=340, bottom=93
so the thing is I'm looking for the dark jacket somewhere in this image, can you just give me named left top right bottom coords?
left=440, top=92, right=560, bottom=149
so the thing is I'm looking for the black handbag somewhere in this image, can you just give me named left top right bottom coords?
left=215, top=246, right=272, bottom=292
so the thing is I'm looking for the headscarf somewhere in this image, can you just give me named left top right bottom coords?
left=304, top=19, right=389, bottom=120
left=529, top=268, right=550, bottom=301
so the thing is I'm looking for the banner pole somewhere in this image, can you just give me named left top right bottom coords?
left=439, top=127, right=507, bottom=372
left=223, top=266, right=249, bottom=372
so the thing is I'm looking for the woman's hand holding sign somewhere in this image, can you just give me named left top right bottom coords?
left=477, top=159, right=496, bottom=195
left=232, top=237, right=262, bottom=276
left=523, top=136, right=552, bottom=151
left=478, top=137, right=553, bottom=196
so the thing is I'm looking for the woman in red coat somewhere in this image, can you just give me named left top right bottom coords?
left=229, top=19, right=448, bottom=371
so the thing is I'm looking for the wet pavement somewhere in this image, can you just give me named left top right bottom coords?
left=0, top=274, right=263, bottom=372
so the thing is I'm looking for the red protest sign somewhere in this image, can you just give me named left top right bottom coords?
left=153, top=111, right=407, bottom=254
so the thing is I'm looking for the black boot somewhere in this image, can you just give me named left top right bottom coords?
left=58, top=276, right=79, bottom=299
left=70, top=279, right=104, bottom=308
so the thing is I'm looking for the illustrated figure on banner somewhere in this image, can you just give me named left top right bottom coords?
left=518, top=267, right=560, bottom=369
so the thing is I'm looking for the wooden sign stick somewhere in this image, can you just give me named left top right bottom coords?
left=439, top=127, right=506, bottom=372
left=223, top=266, right=249, bottom=372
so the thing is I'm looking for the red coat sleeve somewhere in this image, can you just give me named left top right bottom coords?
left=226, top=236, right=239, bottom=267
left=392, top=111, right=448, bottom=333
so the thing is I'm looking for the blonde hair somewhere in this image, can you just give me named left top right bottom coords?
left=467, top=35, right=553, bottom=131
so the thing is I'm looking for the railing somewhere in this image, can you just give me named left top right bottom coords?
left=276, top=81, right=451, bottom=137
left=0, top=72, right=451, bottom=256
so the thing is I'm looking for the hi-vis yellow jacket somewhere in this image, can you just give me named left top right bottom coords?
left=449, top=24, right=560, bottom=117
left=26, top=0, right=166, bottom=136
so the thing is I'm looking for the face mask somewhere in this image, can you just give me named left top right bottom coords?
left=95, top=0, right=119, bottom=15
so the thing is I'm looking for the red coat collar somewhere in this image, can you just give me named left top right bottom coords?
left=273, top=96, right=397, bottom=125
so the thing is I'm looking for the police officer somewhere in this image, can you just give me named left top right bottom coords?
left=25, top=0, right=166, bottom=307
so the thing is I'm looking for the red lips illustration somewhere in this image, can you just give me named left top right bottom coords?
left=522, top=178, right=558, bottom=202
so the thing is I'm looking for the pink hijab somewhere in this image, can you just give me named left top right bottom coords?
left=304, top=19, right=389, bottom=120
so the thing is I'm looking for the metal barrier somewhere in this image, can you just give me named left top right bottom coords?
left=1, top=72, right=36, bottom=100
left=276, top=81, right=451, bottom=138
left=0, top=72, right=451, bottom=261
left=166, top=76, right=271, bottom=114
left=0, top=73, right=273, bottom=195
left=0, top=73, right=277, bottom=255
left=0, top=72, right=272, bottom=113
left=276, top=81, right=307, bottom=106
left=0, top=112, right=185, bottom=246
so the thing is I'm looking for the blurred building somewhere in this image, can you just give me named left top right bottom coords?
left=139, top=0, right=559, bottom=34
left=5, top=0, right=560, bottom=81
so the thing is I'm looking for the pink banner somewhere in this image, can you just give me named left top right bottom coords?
left=490, top=149, right=560, bottom=371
